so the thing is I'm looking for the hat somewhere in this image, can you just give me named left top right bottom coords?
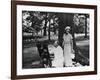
left=65, top=26, right=71, bottom=30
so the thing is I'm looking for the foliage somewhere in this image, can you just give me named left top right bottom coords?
left=22, top=11, right=59, bottom=37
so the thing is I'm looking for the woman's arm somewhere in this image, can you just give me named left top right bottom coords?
left=62, top=34, right=65, bottom=47
left=71, top=39, right=73, bottom=50
left=70, top=35, right=74, bottom=53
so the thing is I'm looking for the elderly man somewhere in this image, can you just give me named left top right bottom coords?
left=52, top=41, right=64, bottom=67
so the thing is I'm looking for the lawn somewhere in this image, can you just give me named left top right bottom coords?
left=22, top=33, right=90, bottom=68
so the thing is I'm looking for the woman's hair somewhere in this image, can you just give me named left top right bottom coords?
left=64, top=26, right=71, bottom=34
left=54, top=40, right=59, bottom=45
left=65, top=26, right=71, bottom=31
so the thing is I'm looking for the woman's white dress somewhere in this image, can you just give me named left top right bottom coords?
left=52, top=46, right=64, bottom=67
left=63, top=33, right=73, bottom=67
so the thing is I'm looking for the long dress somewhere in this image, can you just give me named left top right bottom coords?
left=63, top=33, right=73, bottom=67
left=52, top=46, right=64, bottom=67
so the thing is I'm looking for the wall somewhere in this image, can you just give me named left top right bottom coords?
left=0, top=0, right=100, bottom=80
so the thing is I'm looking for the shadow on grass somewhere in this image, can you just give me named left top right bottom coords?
left=22, top=39, right=56, bottom=69
left=75, top=45, right=89, bottom=66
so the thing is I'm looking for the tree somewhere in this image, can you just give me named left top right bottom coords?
left=58, top=13, right=66, bottom=46
left=43, top=13, right=48, bottom=36
left=47, top=13, right=53, bottom=41
left=22, top=11, right=46, bottom=36
left=43, top=12, right=59, bottom=40
left=48, top=19, right=51, bottom=40
left=58, top=13, right=74, bottom=46
left=22, top=11, right=60, bottom=41
left=84, top=14, right=89, bottom=38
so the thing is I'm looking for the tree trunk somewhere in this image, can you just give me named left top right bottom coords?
left=48, top=20, right=51, bottom=40
left=72, top=23, right=79, bottom=62
left=58, top=13, right=66, bottom=46
left=54, top=26, right=56, bottom=35
left=58, top=13, right=74, bottom=46
left=43, top=20, right=47, bottom=36
left=41, top=29, right=42, bottom=36
left=43, top=13, right=48, bottom=36
left=84, top=14, right=87, bottom=38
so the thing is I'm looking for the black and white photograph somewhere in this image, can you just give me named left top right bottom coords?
left=22, top=11, right=90, bottom=69
left=11, top=1, right=97, bottom=79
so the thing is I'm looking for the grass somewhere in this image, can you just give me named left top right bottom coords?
left=75, top=35, right=89, bottom=66
left=22, top=34, right=90, bottom=68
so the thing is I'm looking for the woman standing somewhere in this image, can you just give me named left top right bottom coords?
left=63, top=26, right=74, bottom=67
